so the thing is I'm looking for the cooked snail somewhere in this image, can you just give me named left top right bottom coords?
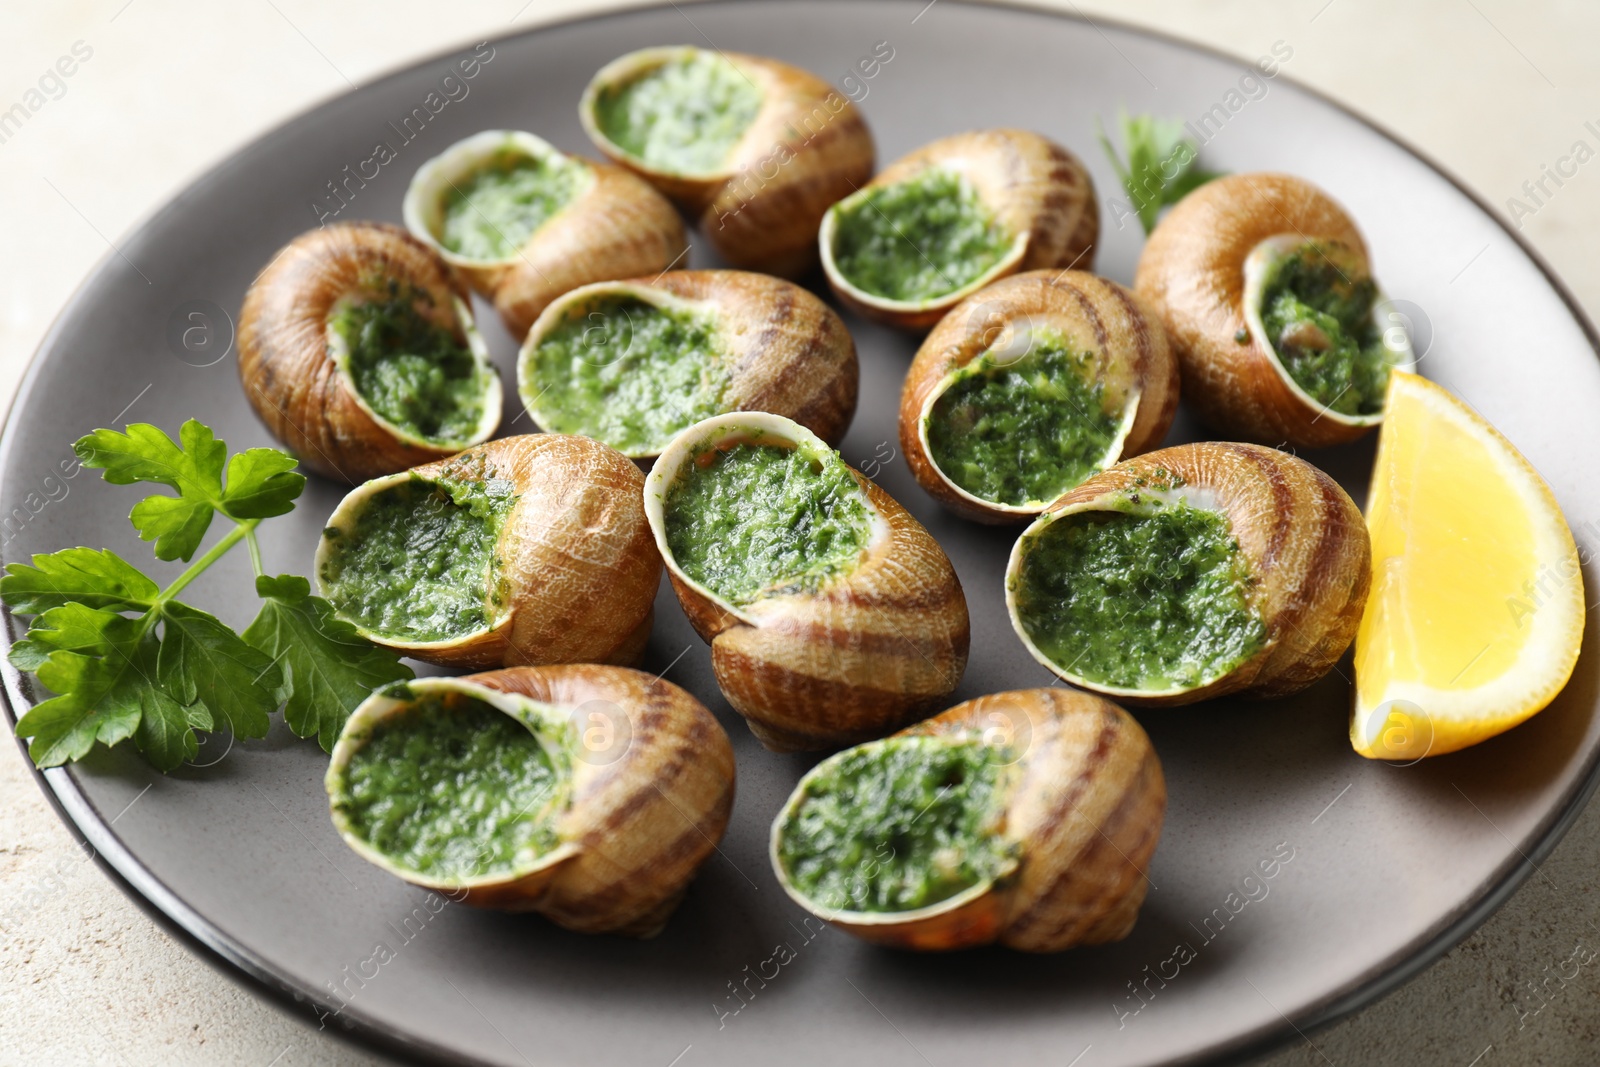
left=820, top=129, right=1099, bottom=332
left=580, top=46, right=874, bottom=278
left=402, top=129, right=688, bottom=340
left=1007, top=441, right=1370, bottom=706
left=316, top=434, right=660, bottom=669
left=899, top=270, right=1178, bottom=524
left=643, top=411, right=969, bottom=751
left=771, top=687, right=1163, bottom=952
left=326, top=666, right=735, bottom=936
left=517, top=270, right=858, bottom=461
left=238, top=221, right=501, bottom=483
left=1134, top=172, right=1415, bottom=448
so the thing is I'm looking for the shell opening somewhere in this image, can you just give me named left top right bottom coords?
left=403, top=130, right=592, bottom=266
left=920, top=321, right=1140, bottom=512
left=1007, top=496, right=1265, bottom=695
left=822, top=166, right=1023, bottom=308
left=772, top=734, right=1015, bottom=920
left=327, top=679, right=574, bottom=888
left=316, top=471, right=515, bottom=648
left=644, top=413, right=888, bottom=619
left=325, top=284, right=501, bottom=451
left=1242, top=235, right=1415, bottom=426
left=585, top=47, right=763, bottom=177
left=516, top=283, right=732, bottom=458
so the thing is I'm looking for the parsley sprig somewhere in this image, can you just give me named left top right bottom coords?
left=3, top=420, right=412, bottom=771
left=1097, top=112, right=1224, bottom=235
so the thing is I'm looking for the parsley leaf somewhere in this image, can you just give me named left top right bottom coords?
left=157, top=602, right=280, bottom=741
left=9, top=603, right=135, bottom=671
left=243, top=574, right=413, bottom=752
left=1, top=548, right=159, bottom=614
left=77, top=420, right=227, bottom=561
left=221, top=448, right=306, bottom=520
left=1097, top=112, right=1224, bottom=235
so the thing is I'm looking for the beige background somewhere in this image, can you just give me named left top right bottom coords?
left=3, top=1, right=1599, bottom=1064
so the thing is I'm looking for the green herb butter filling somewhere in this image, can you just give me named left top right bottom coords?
left=320, top=477, right=512, bottom=643
left=440, top=151, right=586, bottom=261
left=925, top=333, right=1126, bottom=507
left=829, top=168, right=1014, bottom=303
left=330, top=281, right=491, bottom=446
left=663, top=441, right=874, bottom=607
left=1258, top=241, right=1394, bottom=417
left=523, top=296, right=732, bottom=455
left=334, top=691, right=565, bottom=880
left=778, top=736, right=1013, bottom=914
left=1012, top=500, right=1265, bottom=690
left=594, top=51, right=762, bottom=174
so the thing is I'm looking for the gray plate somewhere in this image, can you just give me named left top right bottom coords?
left=5, top=2, right=1599, bottom=1065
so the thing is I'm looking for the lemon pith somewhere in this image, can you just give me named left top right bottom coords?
left=1352, top=371, right=1584, bottom=759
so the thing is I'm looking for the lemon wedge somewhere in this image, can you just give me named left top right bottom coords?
left=1351, top=371, right=1584, bottom=760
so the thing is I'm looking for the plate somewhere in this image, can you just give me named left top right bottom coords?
left=6, top=3, right=1599, bottom=1065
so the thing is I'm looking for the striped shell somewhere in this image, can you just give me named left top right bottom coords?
left=517, top=270, right=858, bottom=460
left=237, top=221, right=500, bottom=483
left=770, top=688, right=1164, bottom=952
left=899, top=270, right=1179, bottom=523
left=580, top=47, right=874, bottom=278
left=316, top=434, right=661, bottom=670
left=644, top=411, right=970, bottom=751
left=326, top=667, right=735, bottom=937
left=403, top=129, right=688, bottom=341
left=821, top=129, right=1099, bottom=332
left=1006, top=441, right=1371, bottom=706
left=1134, top=172, right=1411, bottom=448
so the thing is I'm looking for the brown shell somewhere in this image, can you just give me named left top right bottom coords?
left=821, top=129, right=1099, bottom=332
left=580, top=47, right=874, bottom=278
left=898, top=270, right=1179, bottom=524
left=518, top=270, right=858, bottom=459
left=316, top=434, right=661, bottom=670
left=771, top=688, right=1164, bottom=952
left=1007, top=441, right=1371, bottom=707
left=326, top=667, right=735, bottom=937
left=643, top=412, right=970, bottom=751
left=1134, top=172, right=1383, bottom=448
left=237, top=221, right=500, bottom=483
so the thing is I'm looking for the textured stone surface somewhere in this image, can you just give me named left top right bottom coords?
left=3, top=1, right=1599, bottom=1065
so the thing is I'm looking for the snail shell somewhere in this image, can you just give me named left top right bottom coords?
left=580, top=47, right=873, bottom=278
left=402, top=129, right=688, bottom=340
left=899, top=270, right=1178, bottom=524
left=820, top=129, right=1099, bottom=332
left=1133, top=172, right=1414, bottom=447
left=326, top=666, right=735, bottom=937
left=238, top=221, right=501, bottom=483
left=1007, top=441, right=1370, bottom=707
left=643, top=411, right=970, bottom=751
left=517, top=269, right=858, bottom=461
left=770, top=688, right=1164, bottom=952
left=316, top=434, right=661, bottom=669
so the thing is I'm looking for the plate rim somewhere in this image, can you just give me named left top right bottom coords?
left=4, top=2, right=1599, bottom=1065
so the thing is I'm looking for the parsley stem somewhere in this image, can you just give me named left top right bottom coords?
left=245, top=528, right=264, bottom=578
left=153, top=520, right=259, bottom=609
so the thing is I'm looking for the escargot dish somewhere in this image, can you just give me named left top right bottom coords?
left=644, top=411, right=969, bottom=751
left=238, top=222, right=500, bottom=484
left=1007, top=442, right=1370, bottom=706
left=517, top=270, right=857, bottom=461
left=1134, top=172, right=1415, bottom=447
left=899, top=270, right=1178, bottom=523
left=771, top=688, right=1164, bottom=952
left=403, top=129, right=687, bottom=340
left=820, top=129, right=1098, bottom=331
left=327, top=666, right=735, bottom=936
left=316, top=434, right=660, bottom=669
left=580, top=46, right=873, bottom=277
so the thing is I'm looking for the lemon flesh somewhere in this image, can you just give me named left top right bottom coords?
left=1352, top=371, right=1584, bottom=759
